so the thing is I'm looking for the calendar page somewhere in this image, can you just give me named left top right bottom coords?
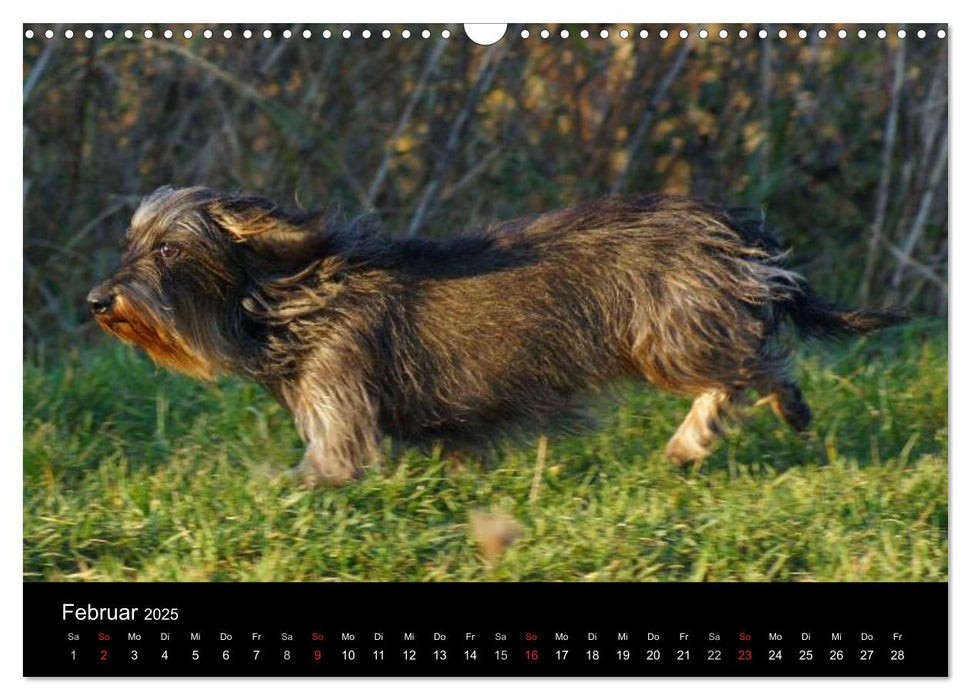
left=22, top=22, right=948, bottom=677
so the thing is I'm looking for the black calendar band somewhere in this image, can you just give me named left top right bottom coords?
left=24, top=581, right=947, bottom=677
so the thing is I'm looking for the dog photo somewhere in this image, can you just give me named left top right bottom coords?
left=24, top=24, right=947, bottom=582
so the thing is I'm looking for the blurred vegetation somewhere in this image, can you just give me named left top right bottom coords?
left=24, top=23, right=947, bottom=352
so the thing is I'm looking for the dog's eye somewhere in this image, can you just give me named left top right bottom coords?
left=158, top=242, right=180, bottom=259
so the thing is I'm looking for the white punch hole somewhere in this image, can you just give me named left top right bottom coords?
left=464, top=24, right=507, bottom=46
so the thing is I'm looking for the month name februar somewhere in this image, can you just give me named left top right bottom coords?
left=62, top=603, right=139, bottom=621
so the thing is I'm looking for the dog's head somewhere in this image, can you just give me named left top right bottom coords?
left=88, top=186, right=328, bottom=379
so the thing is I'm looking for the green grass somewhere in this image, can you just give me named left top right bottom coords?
left=23, top=323, right=947, bottom=582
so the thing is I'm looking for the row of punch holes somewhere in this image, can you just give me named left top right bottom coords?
left=24, top=26, right=948, bottom=41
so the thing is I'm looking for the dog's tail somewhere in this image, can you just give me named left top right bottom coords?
left=784, top=281, right=909, bottom=338
left=726, top=207, right=909, bottom=338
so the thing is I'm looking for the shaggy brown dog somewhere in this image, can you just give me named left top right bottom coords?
left=88, top=186, right=905, bottom=483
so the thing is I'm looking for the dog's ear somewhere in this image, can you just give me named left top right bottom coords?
left=206, top=196, right=327, bottom=265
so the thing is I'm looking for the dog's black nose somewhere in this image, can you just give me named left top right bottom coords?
left=87, top=288, right=116, bottom=316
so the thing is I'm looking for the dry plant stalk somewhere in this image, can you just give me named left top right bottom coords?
left=529, top=434, right=548, bottom=503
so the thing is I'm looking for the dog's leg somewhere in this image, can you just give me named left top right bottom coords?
left=755, top=379, right=812, bottom=432
left=286, top=380, right=381, bottom=486
left=665, top=390, right=735, bottom=466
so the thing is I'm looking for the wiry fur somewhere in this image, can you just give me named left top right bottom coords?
left=88, top=186, right=906, bottom=483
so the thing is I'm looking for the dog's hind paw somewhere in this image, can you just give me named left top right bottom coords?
left=664, top=437, right=710, bottom=467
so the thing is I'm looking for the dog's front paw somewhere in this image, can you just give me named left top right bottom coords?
left=292, top=449, right=365, bottom=487
left=287, top=460, right=323, bottom=487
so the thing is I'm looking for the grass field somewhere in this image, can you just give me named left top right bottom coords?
left=23, top=322, right=947, bottom=582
